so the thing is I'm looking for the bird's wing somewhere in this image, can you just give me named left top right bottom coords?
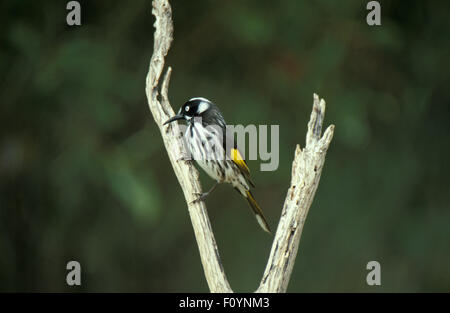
left=224, top=128, right=255, bottom=187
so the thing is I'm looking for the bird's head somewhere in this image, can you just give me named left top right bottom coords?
left=163, top=97, right=224, bottom=126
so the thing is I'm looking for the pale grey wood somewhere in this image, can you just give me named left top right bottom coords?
left=145, top=0, right=232, bottom=293
left=256, top=94, right=335, bottom=292
left=146, top=0, right=335, bottom=293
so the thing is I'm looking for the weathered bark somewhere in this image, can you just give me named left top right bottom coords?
left=256, top=94, right=334, bottom=292
left=145, top=0, right=335, bottom=293
left=145, top=0, right=232, bottom=293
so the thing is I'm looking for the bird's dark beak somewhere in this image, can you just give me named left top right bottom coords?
left=163, top=114, right=184, bottom=125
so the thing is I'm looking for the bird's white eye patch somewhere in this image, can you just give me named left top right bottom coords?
left=189, top=97, right=210, bottom=103
left=197, top=101, right=210, bottom=114
left=185, top=105, right=190, bottom=112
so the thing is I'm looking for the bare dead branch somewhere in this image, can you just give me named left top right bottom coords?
left=146, top=0, right=335, bottom=293
left=256, top=94, right=334, bottom=292
left=145, top=0, right=232, bottom=293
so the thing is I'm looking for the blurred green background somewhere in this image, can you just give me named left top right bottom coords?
left=1, top=0, right=449, bottom=292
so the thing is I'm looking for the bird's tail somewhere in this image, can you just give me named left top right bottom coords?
left=245, top=190, right=271, bottom=234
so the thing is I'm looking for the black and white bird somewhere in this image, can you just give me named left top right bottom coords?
left=163, top=97, right=271, bottom=233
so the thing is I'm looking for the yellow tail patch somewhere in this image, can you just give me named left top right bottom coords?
left=245, top=190, right=271, bottom=234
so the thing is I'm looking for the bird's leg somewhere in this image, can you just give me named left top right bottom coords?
left=191, top=182, right=219, bottom=204
left=176, top=150, right=193, bottom=163
left=177, top=156, right=192, bottom=163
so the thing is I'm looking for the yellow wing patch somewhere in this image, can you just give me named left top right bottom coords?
left=230, top=148, right=250, bottom=176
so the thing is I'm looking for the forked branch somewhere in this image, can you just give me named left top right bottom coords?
left=145, top=0, right=335, bottom=293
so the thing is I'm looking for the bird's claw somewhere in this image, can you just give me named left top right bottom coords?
left=176, top=155, right=192, bottom=163
left=190, top=192, right=208, bottom=204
